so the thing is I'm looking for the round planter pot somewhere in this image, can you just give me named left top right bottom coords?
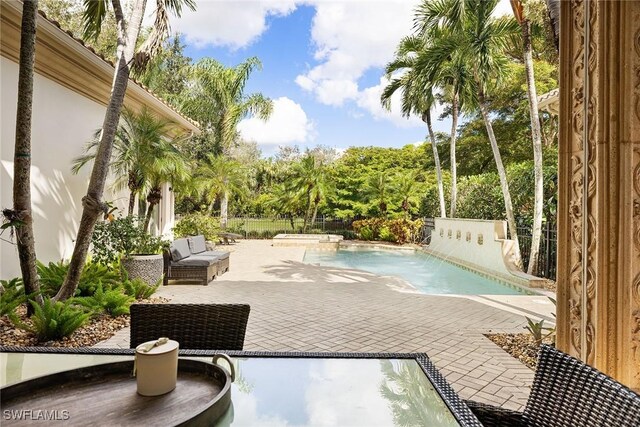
left=121, top=254, right=163, bottom=287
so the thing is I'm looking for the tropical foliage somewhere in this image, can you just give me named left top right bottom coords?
left=91, top=216, right=168, bottom=264
left=173, top=212, right=221, bottom=242
left=20, top=298, right=90, bottom=341
left=37, top=260, right=121, bottom=297
left=73, top=283, right=134, bottom=317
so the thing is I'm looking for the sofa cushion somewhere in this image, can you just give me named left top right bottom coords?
left=172, top=255, right=217, bottom=267
left=187, top=235, right=207, bottom=254
left=200, top=251, right=230, bottom=260
left=170, top=238, right=191, bottom=261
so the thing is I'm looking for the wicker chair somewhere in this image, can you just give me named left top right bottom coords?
left=465, top=344, right=640, bottom=427
left=130, top=304, right=250, bottom=350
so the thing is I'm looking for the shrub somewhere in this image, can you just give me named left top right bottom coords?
left=1, top=278, right=26, bottom=319
left=122, top=276, right=160, bottom=300
left=352, top=218, right=423, bottom=244
left=37, top=260, right=121, bottom=297
left=21, top=298, right=90, bottom=342
left=359, top=226, right=374, bottom=240
left=173, top=212, right=221, bottom=241
left=379, top=226, right=395, bottom=242
left=386, top=218, right=424, bottom=244
left=73, top=283, right=134, bottom=317
left=92, top=216, right=168, bottom=265
left=353, top=218, right=386, bottom=239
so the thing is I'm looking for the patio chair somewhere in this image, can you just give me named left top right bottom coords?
left=465, top=344, right=640, bottom=427
left=130, top=303, right=250, bottom=350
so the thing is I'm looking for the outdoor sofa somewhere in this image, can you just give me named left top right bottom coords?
left=163, top=235, right=230, bottom=286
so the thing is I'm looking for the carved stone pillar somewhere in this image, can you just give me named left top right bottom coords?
left=557, top=0, right=640, bottom=390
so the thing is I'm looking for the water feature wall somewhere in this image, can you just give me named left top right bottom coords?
left=424, top=218, right=544, bottom=288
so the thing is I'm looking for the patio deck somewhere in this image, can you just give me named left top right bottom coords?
left=96, top=240, right=547, bottom=410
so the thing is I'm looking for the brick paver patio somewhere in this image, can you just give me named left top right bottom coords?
left=97, top=240, right=547, bottom=410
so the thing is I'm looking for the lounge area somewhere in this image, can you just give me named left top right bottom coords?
left=163, top=235, right=231, bottom=286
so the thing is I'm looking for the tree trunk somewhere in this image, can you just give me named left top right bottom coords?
left=13, top=0, right=43, bottom=309
left=303, top=190, right=312, bottom=232
left=127, top=190, right=136, bottom=216
left=520, top=19, right=544, bottom=276
left=311, top=202, right=319, bottom=227
left=449, top=93, right=459, bottom=218
left=220, top=190, right=228, bottom=229
left=478, top=89, right=521, bottom=263
left=422, top=111, right=447, bottom=218
left=143, top=202, right=155, bottom=233
left=127, top=171, right=139, bottom=216
left=55, top=0, right=147, bottom=301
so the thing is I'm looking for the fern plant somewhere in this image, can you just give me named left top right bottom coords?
left=22, top=298, right=90, bottom=342
left=73, top=283, right=134, bottom=317
left=1, top=278, right=26, bottom=320
left=37, top=260, right=121, bottom=297
left=122, top=276, right=160, bottom=300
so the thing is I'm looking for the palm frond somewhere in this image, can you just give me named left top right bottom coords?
left=81, top=0, right=109, bottom=40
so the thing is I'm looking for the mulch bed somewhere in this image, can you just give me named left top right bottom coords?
left=485, top=332, right=553, bottom=370
left=0, top=296, right=168, bottom=348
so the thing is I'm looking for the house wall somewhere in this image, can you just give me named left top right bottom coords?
left=1, top=57, right=121, bottom=279
left=0, top=1, right=192, bottom=280
left=0, top=58, right=174, bottom=279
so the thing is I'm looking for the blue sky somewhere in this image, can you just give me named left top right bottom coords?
left=170, top=0, right=512, bottom=157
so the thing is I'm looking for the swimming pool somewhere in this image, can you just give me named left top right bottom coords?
left=303, top=248, right=528, bottom=295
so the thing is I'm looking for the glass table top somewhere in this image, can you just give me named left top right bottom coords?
left=1, top=353, right=460, bottom=427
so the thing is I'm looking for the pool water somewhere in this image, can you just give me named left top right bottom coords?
left=303, top=249, right=527, bottom=295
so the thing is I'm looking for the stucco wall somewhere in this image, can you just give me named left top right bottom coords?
left=425, top=218, right=543, bottom=288
left=1, top=58, right=172, bottom=279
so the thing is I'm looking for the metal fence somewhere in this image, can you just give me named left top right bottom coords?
left=517, top=222, right=557, bottom=281
left=225, top=215, right=356, bottom=239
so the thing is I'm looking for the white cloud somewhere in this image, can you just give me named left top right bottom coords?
left=494, top=0, right=514, bottom=17
left=238, top=97, right=314, bottom=145
left=171, top=1, right=297, bottom=49
left=296, top=0, right=419, bottom=105
left=354, top=75, right=425, bottom=128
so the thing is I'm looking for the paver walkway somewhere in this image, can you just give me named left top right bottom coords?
left=97, top=240, right=547, bottom=410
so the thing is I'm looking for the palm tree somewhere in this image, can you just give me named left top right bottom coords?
left=10, top=0, right=43, bottom=308
left=180, top=57, right=272, bottom=155
left=381, top=36, right=447, bottom=218
left=72, top=107, right=172, bottom=216
left=195, top=155, right=247, bottom=229
left=395, top=171, right=419, bottom=219
left=268, top=183, right=305, bottom=230
left=365, top=172, right=392, bottom=218
left=510, top=0, right=544, bottom=275
left=289, top=155, right=331, bottom=231
left=417, top=0, right=522, bottom=253
left=56, top=0, right=195, bottom=301
left=414, top=0, right=475, bottom=219
left=141, top=139, right=190, bottom=232
left=180, top=57, right=271, bottom=230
